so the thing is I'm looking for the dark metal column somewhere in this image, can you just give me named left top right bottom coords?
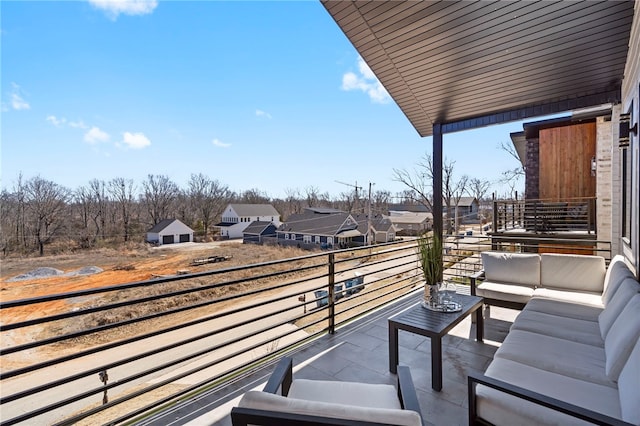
left=433, top=123, right=443, bottom=281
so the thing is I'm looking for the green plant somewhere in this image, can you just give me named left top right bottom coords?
left=416, top=233, right=443, bottom=285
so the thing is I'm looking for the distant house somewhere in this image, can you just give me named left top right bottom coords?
left=452, top=197, right=479, bottom=222
left=146, top=219, right=194, bottom=246
left=385, top=211, right=432, bottom=236
left=242, top=221, right=278, bottom=244
left=277, top=207, right=362, bottom=249
left=215, top=204, right=281, bottom=239
left=353, top=214, right=396, bottom=244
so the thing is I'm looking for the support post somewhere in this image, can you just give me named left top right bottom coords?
left=328, top=253, right=335, bottom=334
left=433, top=123, right=443, bottom=281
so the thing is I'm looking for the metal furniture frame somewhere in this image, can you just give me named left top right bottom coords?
left=388, top=294, right=484, bottom=391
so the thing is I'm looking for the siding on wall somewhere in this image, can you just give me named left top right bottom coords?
left=539, top=122, right=596, bottom=200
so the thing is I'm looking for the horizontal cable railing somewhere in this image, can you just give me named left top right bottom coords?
left=0, top=234, right=612, bottom=425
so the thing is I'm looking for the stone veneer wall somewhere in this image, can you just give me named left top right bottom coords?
left=524, top=138, right=539, bottom=200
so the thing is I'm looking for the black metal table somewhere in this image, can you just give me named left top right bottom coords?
left=388, top=293, right=484, bottom=391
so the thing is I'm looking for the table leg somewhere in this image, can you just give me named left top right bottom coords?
left=431, top=337, right=442, bottom=391
left=389, top=323, right=399, bottom=374
left=476, top=307, right=484, bottom=342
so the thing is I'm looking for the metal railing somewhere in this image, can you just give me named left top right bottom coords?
left=0, top=235, right=612, bottom=425
left=493, top=197, right=597, bottom=234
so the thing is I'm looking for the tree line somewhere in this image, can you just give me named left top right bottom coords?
left=1, top=153, right=504, bottom=257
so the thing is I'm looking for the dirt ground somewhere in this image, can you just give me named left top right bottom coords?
left=0, top=241, right=313, bottom=324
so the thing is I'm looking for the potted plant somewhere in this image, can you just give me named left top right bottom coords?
left=416, top=232, right=443, bottom=309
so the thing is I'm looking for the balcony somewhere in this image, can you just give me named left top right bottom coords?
left=0, top=238, right=610, bottom=425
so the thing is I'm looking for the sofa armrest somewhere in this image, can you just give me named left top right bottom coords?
left=397, top=366, right=424, bottom=425
left=468, top=372, right=633, bottom=426
left=263, top=357, right=293, bottom=395
left=469, top=270, right=485, bottom=296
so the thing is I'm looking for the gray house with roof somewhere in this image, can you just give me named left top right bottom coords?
left=242, top=221, right=278, bottom=244
left=215, top=204, right=281, bottom=239
left=277, top=208, right=362, bottom=249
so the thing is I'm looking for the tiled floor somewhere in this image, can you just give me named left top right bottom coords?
left=140, top=293, right=519, bottom=426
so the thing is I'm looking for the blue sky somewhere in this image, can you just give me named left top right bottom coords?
left=1, top=0, right=541, bottom=199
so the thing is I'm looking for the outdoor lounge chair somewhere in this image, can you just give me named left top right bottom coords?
left=230, top=357, right=424, bottom=426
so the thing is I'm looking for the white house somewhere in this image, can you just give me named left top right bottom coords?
left=215, top=204, right=281, bottom=239
left=146, top=219, right=194, bottom=245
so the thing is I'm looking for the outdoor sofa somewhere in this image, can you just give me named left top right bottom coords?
left=469, top=254, right=640, bottom=425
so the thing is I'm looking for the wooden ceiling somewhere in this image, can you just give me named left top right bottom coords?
left=322, top=1, right=635, bottom=136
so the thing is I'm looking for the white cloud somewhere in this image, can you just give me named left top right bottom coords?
left=341, top=56, right=390, bottom=104
left=120, top=131, right=151, bottom=149
left=9, top=83, right=30, bottom=110
left=212, top=138, right=231, bottom=148
left=88, top=0, right=158, bottom=19
left=69, top=120, right=88, bottom=129
left=46, top=115, right=67, bottom=127
left=84, top=126, right=110, bottom=144
left=256, top=109, right=272, bottom=119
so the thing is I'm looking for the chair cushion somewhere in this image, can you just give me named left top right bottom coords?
left=532, top=288, right=603, bottom=307
left=511, top=309, right=603, bottom=347
left=237, top=390, right=422, bottom=426
left=602, top=255, right=635, bottom=306
left=540, top=254, right=605, bottom=292
left=476, top=281, right=534, bottom=304
left=289, top=379, right=401, bottom=410
left=481, top=252, right=540, bottom=286
left=477, top=358, right=621, bottom=426
left=618, top=337, right=640, bottom=424
left=525, top=297, right=602, bottom=321
left=598, top=277, right=640, bottom=339
left=604, top=294, right=640, bottom=381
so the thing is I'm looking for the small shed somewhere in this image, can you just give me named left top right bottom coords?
left=146, top=219, right=194, bottom=246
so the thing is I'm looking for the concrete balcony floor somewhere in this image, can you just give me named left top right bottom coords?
left=139, top=292, right=519, bottom=426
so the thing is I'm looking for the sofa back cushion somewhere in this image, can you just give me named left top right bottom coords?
left=604, top=294, right=640, bottom=381
left=540, top=254, right=605, bottom=292
left=618, top=337, right=640, bottom=424
left=602, top=255, right=635, bottom=306
left=599, top=277, right=640, bottom=339
left=481, top=252, right=540, bottom=287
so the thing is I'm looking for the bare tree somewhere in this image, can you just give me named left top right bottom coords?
left=304, top=186, right=320, bottom=208
left=188, top=173, right=231, bottom=239
left=498, top=140, right=525, bottom=195
left=109, top=177, right=136, bottom=242
left=24, top=176, right=71, bottom=255
left=283, top=187, right=302, bottom=217
left=74, top=185, right=99, bottom=248
left=240, top=188, right=270, bottom=204
left=393, top=153, right=468, bottom=232
left=468, top=178, right=491, bottom=202
left=142, top=174, right=179, bottom=225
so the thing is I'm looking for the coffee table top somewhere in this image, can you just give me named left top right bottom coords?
left=389, top=293, right=483, bottom=338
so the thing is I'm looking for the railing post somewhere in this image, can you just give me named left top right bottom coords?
left=328, top=253, right=335, bottom=334
left=492, top=200, right=498, bottom=233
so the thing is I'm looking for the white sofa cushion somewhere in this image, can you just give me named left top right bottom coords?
left=289, top=379, right=400, bottom=409
left=495, top=329, right=614, bottom=387
left=618, top=337, right=640, bottom=424
left=599, top=277, right=640, bottom=339
left=604, top=294, right=640, bottom=381
left=481, top=252, right=540, bottom=287
left=525, top=297, right=603, bottom=321
left=602, top=255, right=635, bottom=306
left=532, top=288, right=603, bottom=307
left=511, top=309, right=603, bottom=347
left=237, top=390, right=422, bottom=426
left=475, top=281, right=534, bottom=304
left=477, top=358, right=621, bottom=426
left=540, top=253, right=605, bottom=292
